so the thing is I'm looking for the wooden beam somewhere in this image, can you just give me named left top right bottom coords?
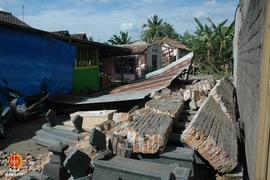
left=255, top=1, right=270, bottom=179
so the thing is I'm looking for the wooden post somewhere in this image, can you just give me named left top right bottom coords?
left=255, top=1, right=270, bottom=179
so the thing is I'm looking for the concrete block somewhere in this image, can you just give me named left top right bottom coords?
left=92, top=156, right=191, bottom=180
left=72, top=115, right=84, bottom=134
left=89, top=128, right=107, bottom=151
left=64, top=148, right=91, bottom=179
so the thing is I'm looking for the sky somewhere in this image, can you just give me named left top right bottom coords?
left=0, top=0, right=238, bottom=42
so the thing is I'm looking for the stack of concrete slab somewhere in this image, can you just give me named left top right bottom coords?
left=33, top=124, right=87, bottom=147
left=181, top=79, right=238, bottom=174
left=93, top=156, right=191, bottom=180
left=140, top=146, right=209, bottom=179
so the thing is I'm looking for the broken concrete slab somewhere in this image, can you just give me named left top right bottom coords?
left=92, top=156, right=191, bottom=180
left=181, top=96, right=238, bottom=174
left=72, top=115, right=84, bottom=134
left=33, top=124, right=86, bottom=147
left=140, top=146, right=210, bottom=179
left=63, top=148, right=91, bottom=179
left=89, top=128, right=107, bottom=151
left=43, top=162, right=69, bottom=180
left=63, top=110, right=117, bottom=131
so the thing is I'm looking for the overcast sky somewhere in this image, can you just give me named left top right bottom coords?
left=0, top=0, right=238, bottom=42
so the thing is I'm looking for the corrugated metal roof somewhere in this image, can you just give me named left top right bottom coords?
left=111, top=52, right=193, bottom=94
left=51, top=53, right=193, bottom=105
left=0, top=11, right=30, bottom=27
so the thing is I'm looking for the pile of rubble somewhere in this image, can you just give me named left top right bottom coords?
left=0, top=151, right=51, bottom=179
left=19, top=77, right=241, bottom=179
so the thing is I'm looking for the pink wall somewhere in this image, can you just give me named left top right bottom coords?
left=101, top=58, right=136, bottom=81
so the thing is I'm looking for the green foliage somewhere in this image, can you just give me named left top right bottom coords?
left=108, top=31, right=133, bottom=45
left=180, top=17, right=234, bottom=78
left=142, top=14, right=180, bottom=43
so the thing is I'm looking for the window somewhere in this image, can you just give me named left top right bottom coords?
left=152, top=55, right=157, bottom=70
left=115, top=58, right=135, bottom=74
left=76, top=46, right=98, bottom=67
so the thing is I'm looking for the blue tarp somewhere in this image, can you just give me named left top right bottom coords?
left=0, top=26, right=76, bottom=106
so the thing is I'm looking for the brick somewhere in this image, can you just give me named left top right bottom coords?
left=112, top=113, right=133, bottom=124
left=181, top=97, right=238, bottom=173
left=127, top=109, right=173, bottom=154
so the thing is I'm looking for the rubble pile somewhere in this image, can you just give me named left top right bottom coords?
left=108, top=88, right=185, bottom=154
left=15, top=77, right=240, bottom=179
left=181, top=78, right=238, bottom=173
left=0, top=151, right=51, bottom=178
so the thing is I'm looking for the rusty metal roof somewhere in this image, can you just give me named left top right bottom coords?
left=0, top=11, right=30, bottom=27
left=51, top=53, right=193, bottom=106
left=110, top=52, right=193, bottom=94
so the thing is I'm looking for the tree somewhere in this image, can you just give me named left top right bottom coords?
left=142, top=14, right=164, bottom=43
left=108, top=31, right=133, bottom=45
left=142, top=14, right=180, bottom=43
left=180, top=17, right=234, bottom=77
left=162, top=22, right=180, bottom=40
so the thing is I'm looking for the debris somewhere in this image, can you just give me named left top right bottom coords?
left=183, top=89, right=207, bottom=102
left=89, top=128, right=107, bottom=151
left=209, top=78, right=236, bottom=122
left=19, top=171, right=51, bottom=180
left=187, top=79, right=217, bottom=93
left=63, top=148, right=91, bottom=179
left=112, top=113, right=133, bottom=124
left=144, top=98, right=184, bottom=119
left=160, top=88, right=172, bottom=97
left=33, top=124, right=87, bottom=147
left=64, top=110, right=117, bottom=131
left=92, top=156, right=191, bottom=180
left=189, top=99, right=198, bottom=110
left=45, top=109, right=57, bottom=127
left=72, top=115, right=84, bottom=134
left=140, top=146, right=209, bottom=179
left=43, top=142, right=69, bottom=180
left=181, top=96, right=238, bottom=173
left=43, top=162, right=67, bottom=180
left=127, top=109, right=173, bottom=154
left=94, top=149, right=112, bottom=160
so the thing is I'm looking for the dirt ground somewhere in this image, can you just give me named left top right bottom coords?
left=0, top=117, right=48, bottom=156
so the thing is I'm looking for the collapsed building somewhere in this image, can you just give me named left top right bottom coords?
left=16, top=53, right=242, bottom=180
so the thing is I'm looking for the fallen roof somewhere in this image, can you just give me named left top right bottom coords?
left=111, top=52, right=193, bottom=94
left=52, top=52, right=193, bottom=106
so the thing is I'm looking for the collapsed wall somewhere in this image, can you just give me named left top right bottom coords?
left=181, top=79, right=238, bottom=173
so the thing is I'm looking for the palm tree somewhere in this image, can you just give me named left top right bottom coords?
left=142, top=14, right=164, bottom=43
left=108, top=31, right=133, bottom=45
left=162, top=22, right=179, bottom=40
